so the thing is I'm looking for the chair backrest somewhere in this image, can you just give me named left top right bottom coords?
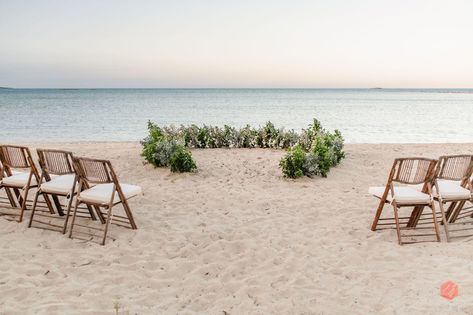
left=436, top=155, right=473, bottom=183
left=391, top=157, right=437, bottom=185
left=73, top=156, right=116, bottom=184
left=37, top=149, right=75, bottom=176
left=0, top=145, right=32, bottom=170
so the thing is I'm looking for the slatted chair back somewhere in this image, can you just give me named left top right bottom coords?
left=37, top=149, right=75, bottom=176
left=0, top=145, right=53, bottom=221
left=73, top=157, right=115, bottom=184
left=391, top=158, right=437, bottom=185
left=436, top=155, right=473, bottom=184
left=0, top=145, right=31, bottom=170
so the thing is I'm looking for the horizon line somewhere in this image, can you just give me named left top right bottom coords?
left=2, top=87, right=473, bottom=90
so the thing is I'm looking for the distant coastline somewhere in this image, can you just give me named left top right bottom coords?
left=1, top=87, right=472, bottom=91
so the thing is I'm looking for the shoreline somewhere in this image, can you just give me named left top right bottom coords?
left=5, top=140, right=473, bottom=145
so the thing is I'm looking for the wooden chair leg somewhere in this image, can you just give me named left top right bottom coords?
left=92, top=205, right=105, bottom=223
left=51, top=195, right=64, bottom=216
left=446, top=201, right=463, bottom=223
left=437, top=200, right=450, bottom=242
left=430, top=202, right=441, bottom=242
left=13, top=187, right=23, bottom=206
left=5, top=187, right=17, bottom=207
left=28, top=190, right=41, bottom=228
left=452, top=200, right=467, bottom=222
left=62, top=195, right=75, bottom=234
left=391, top=202, right=402, bottom=245
left=42, top=192, right=56, bottom=215
left=407, top=205, right=424, bottom=228
left=18, top=186, right=31, bottom=223
left=102, top=206, right=113, bottom=246
left=371, top=198, right=386, bottom=231
left=68, top=198, right=81, bottom=239
left=121, top=198, right=137, bottom=229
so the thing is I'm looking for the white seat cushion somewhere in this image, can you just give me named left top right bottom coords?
left=369, top=186, right=431, bottom=205
left=79, top=183, right=142, bottom=205
left=40, top=174, right=76, bottom=195
left=434, top=180, right=471, bottom=200
left=1, top=171, right=37, bottom=187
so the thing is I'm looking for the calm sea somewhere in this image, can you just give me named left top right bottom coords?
left=0, top=88, right=472, bottom=143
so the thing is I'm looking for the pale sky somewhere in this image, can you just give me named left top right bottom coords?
left=1, top=0, right=473, bottom=88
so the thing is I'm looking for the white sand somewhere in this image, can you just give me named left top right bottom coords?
left=1, top=142, right=473, bottom=314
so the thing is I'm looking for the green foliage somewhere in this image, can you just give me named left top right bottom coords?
left=311, top=135, right=333, bottom=177
left=141, top=119, right=345, bottom=178
left=302, top=153, right=321, bottom=177
left=148, top=121, right=164, bottom=141
left=279, top=119, right=345, bottom=178
left=197, top=125, right=210, bottom=148
left=258, top=121, right=279, bottom=148
left=170, top=146, right=197, bottom=173
left=279, top=144, right=306, bottom=178
left=276, top=129, right=299, bottom=149
left=141, top=121, right=197, bottom=173
left=332, top=130, right=346, bottom=164
left=145, top=120, right=300, bottom=150
left=237, top=125, right=257, bottom=148
left=222, top=125, right=237, bottom=148
left=151, top=140, right=180, bottom=167
left=141, top=122, right=166, bottom=165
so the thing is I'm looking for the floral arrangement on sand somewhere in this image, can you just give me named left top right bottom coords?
left=141, top=119, right=345, bottom=177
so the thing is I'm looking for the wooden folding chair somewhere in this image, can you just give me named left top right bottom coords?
left=370, top=157, right=439, bottom=245
left=28, top=149, right=100, bottom=234
left=434, top=155, right=473, bottom=240
left=0, top=145, right=55, bottom=222
left=69, top=156, right=140, bottom=245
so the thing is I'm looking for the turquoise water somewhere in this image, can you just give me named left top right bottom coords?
left=0, top=88, right=472, bottom=143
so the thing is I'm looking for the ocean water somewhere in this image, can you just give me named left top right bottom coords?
left=0, top=88, right=472, bottom=143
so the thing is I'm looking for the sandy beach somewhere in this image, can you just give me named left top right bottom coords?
left=1, top=142, right=473, bottom=314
